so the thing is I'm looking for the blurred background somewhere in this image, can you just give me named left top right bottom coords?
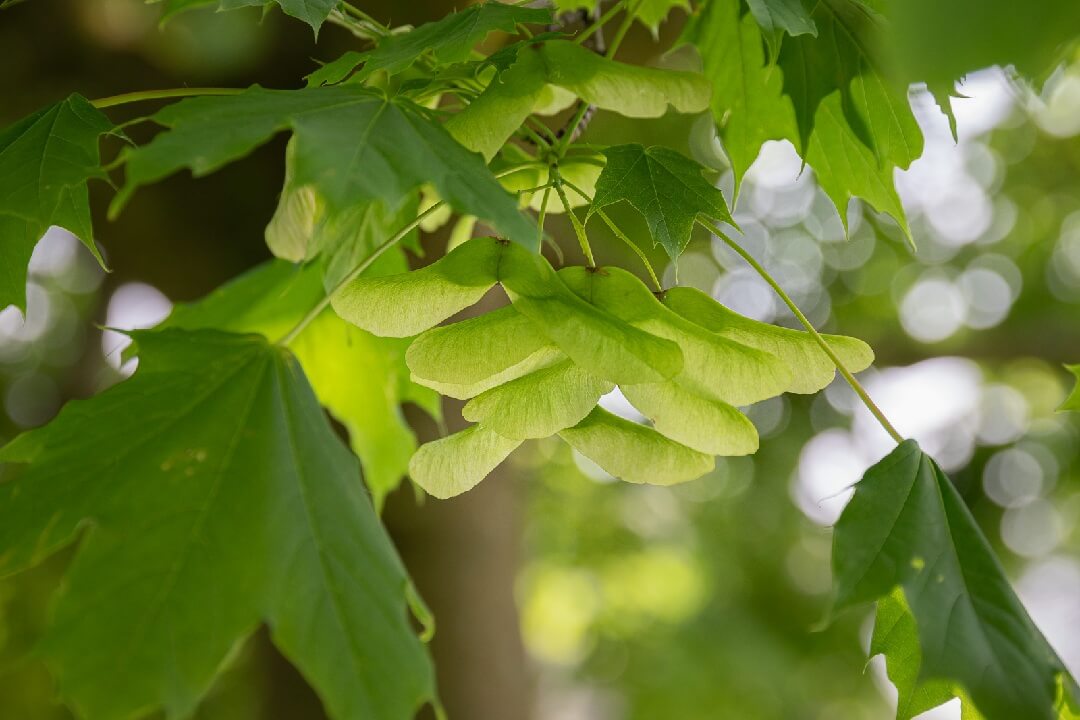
left=1, top=2, right=1078, bottom=719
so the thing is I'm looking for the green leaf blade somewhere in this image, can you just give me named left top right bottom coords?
left=663, top=286, right=873, bottom=394
left=832, top=440, right=1068, bottom=720
left=332, top=236, right=504, bottom=338
left=558, top=407, right=714, bottom=485
left=590, top=144, right=731, bottom=261
left=408, top=425, right=521, bottom=499
left=0, top=328, right=434, bottom=720
left=1061, top=364, right=1080, bottom=412
left=463, top=359, right=614, bottom=440
left=115, top=86, right=534, bottom=248
left=0, top=94, right=112, bottom=310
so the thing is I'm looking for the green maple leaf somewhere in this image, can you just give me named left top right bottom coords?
left=0, top=94, right=112, bottom=311
left=161, top=258, right=438, bottom=509
left=1061, top=364, right=1080, bottom=412
left=0, top=329, right=434, bottom=720
left=806, top=92, right=910, bottom=239
left=113, top=85, right=535, bottom=248
left=681, top=0, right=798, bottom=195
left=154, top=0, right=337, bottom=33
left=684, top=0, right=915, bottom=233
left=745, top=0, right=817, bottom=59
left=832, top=440, right=1072, bottom=719
left=356, top=2, right=552, bottom=80
left=588, top=144, right=733, bottom=261
left=264, top=138, right=424, bottom=289
left=778, top=0, right=921, bottom=170
left=445, top=40, right=711, bottom=160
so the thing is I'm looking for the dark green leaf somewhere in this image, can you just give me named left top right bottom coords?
left=832, top=440, right=1069, bottom=719
left=1062, top=364, right=1080, bottom=412
left=305, top=51, right=368, bottom=87
left=745, top=0, right=817, bottom=59
left=0, top=94, right=112, bottom=310
left=588, top=144, right=733, bottom=260
left=114, top=86, right=535, bottom=247
left=154, top=0, right=336, bottom=33
left=890, top=0, right=1080, bottom=88
left=0, top=329, right=434, bottom=720
left=778, top=0, right=921, bottom=170
left=356, top=2, right=551, bottom=79
left=163, top=258, right=436, bottom=508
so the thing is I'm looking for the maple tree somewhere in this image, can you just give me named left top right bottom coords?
left=1, top=1, right=1079, bottom=719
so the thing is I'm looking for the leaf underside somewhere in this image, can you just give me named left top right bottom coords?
left=0, top=329, right=434, bottom=720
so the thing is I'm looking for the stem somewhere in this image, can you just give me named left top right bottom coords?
left=575, top=0, right=627, bottom=45
left=561, top=177, right=661, bottom=291
left=606, top=0, right=643, bottom=59
left=536, top=184, right=553, bottom=250
left=699, top=219, right=905, bottom=445
left=551, top=168, right=595, bottom=266
left=91, top=87, right=242, bottom=110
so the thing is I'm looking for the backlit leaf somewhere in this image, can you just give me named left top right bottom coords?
left=408, top=425, right=521, bottom=499
left=0, top=94, right=112, bottom=310
left=0, top=329, right=434, bottom=720
left=1061, top=364, right=1080, bottom=412
left=114, top=86, right=534, bottom=247
left=447, top=41, right=711, bottom=161
left=332, top=235, right=504, bottom=338
left=558, top=407, right=714, bottom=485
left=778, top=0, right=921, bottom=170
left=832, top=440, right=1070, bottom=719
left=559, top=266, right=791, bottom=405
left=662, top=285, right=873, bottom=394
left=405, top=305, right=557, bottom=394
left=498, top=242, right=685, bottom=385
left=463, top=359, right=613, bottom=440
left=681, top=0, right=797, bottom=195
left=589, top=144, right=732, bottom=261
left=872, top=589, right=978, bottom=720
left=620, top=382, right=758, bottom=456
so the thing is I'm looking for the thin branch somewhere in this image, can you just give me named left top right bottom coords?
left=699, top=218, right=904, bottom=445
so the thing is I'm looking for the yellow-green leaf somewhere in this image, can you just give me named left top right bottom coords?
left=332, top=236, right=504, bottom=337
left=620, top=382, right=758, bottom=455
left=559, top=266, right=791, bottom=405
left=408, top=425, right=522, bottom=499
left=663, top=285, right=873, bottom=394
left=558, top=407, right=714, bottom=485
left=463, top=360, right=613, bottom=440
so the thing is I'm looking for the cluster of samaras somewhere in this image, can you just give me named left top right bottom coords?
left=332, top=237, right=872, bottom=497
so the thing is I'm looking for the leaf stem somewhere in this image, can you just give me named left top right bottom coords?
left=606, top=0, right=643, bottom=59
left=561, top=177, right=661, bottom=291
left=91, top=87, right=243, bottom=110
left=551, top=167, right=595, bottom=266
left=698, top=218, right=905, bottom=445
left=575, top=0, right=627, bottom=45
